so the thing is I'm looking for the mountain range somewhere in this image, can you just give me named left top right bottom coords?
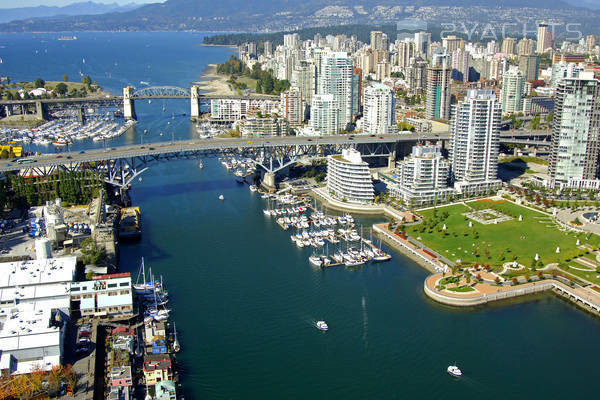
left=0, top=0, right=596, bottom=33
left=0, top=2, right=143, bottom=24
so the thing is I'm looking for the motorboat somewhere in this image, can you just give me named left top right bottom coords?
left=219, top=194, right=225, bottom=200
left=447, top=365, right=462, bottom=377
left=316, top=321, right=329, bottom=331
left=249, top=185, right=258, bottom=192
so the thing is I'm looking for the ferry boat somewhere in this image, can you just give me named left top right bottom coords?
left=447, top=365, right=462, bottom=377
left=316, top=321, right=329, bottom=331
left=58, top=36, right=77, bottom=41
left=119, top=207, right=142, bottom=241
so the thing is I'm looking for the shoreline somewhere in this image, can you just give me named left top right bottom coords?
left=308, top=189, right=600, bottom=317
left=195, top=63, right=237, bottom=97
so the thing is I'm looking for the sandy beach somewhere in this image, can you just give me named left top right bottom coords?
left=196, top=64, right=236, bottom=96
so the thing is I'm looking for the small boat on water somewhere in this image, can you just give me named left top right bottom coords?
left=249, top=185, right=257, bottom=192
left=198, top=161, right=203, bottom=169
left=172, top=323, right=181, bottom=353
left=447, top=365, right=462, bottom=377
left=316, top=321, right=329, bottom=331
left=219, top=194, right=225, bottom=200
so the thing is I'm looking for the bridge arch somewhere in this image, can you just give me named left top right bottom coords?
left=132, top=86, right=191, bottom=98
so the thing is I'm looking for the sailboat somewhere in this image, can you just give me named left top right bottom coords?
left=172, top=323, right=181, bottom=353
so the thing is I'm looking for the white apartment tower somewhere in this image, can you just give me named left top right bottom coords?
left=501, top=67, right=525, bottom=114
left=318, top=52, right=355, bottom=128
left=362, top=84, right=396, bottom=136
left=327, top=148, right=374, bottom=203
left=449, top=89, right=502, bottom=195
left=310, top=94, right=340, bottom=135
left=391, top=145, right=453, bottom=206
left=549, top=73, right=600, bottom=189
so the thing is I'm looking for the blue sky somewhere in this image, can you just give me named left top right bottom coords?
left=0, top=0, right=162, bottom=8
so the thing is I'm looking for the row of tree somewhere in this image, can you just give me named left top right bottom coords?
left=6, top=170, right=106, bottom=209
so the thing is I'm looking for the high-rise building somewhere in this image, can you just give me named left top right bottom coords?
left=310, top=94, right=340, bottom=135
left=376, top=60, right=391, bottom=81
left=449, top=89, right=502, bottom=195
left=518, top=54, right=539, bottom=81
left=327, top=148, right=374, bottom=204
left=362, top=84, right=396, bottom=136
left=318, top=52, right=355, bottom=128
left=551, top=61, right=584, bottom=88
left=501, top=37, right=516, bottom=55
left=291, top=61, right=316, bottom=107
left=586, top=34, right=597, bottom=52
left=370, top=31, right=388, bottom=51
left=442, top=35, right=464, bottom=54
left=549, top=73, right=600, bottom=189
left=263, top=41, right=272, bottom=57
left=396, top=39, right=416, bottom=68
left=284, top=33, right=300, bottom=49
left=405, top=57, right=428, bottom=95
left=414, top=31, right=431, bottom=56
left=501, top=67, right=525, bottom=114
left=426, top=58, right=452, bottom=120
left=537, top=22, right=553, bottom=54
left=517, top=38, right=536, bottom=55
left=390, top=145, right=452, bottom=206
left=281, top=87, right=303, bottom=127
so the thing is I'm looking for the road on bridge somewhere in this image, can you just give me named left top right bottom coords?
left=0, top=133, right=449, bottom=172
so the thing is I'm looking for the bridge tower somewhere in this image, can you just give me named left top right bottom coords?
left=123, top=86, right=137, bottom=120
left=190, top=85, right=201, bottom=121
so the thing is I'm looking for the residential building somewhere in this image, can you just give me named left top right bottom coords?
left=390, top=144, right=453, bottom=206
left=239, top=111, right=289, bottom=137
left=110, top=366, right=133, bottom=388
left=551, top=61, right=584, bottom=88
left=442, top=35, right=464, bottom=54
left=426, top=59, right=452, bottom=120
left=291, top=61, right=315, bottom=108
left=376, top=60, right=391, bottom=81
left=501, top=67, right=525, bottom=114
left=326, top=148, right=374, bottom=203
left=517, top=38, right=536, bottom=56
left=318, top=52, right=355, bottom=127
left=362, top=84, right=396, bottom=136
left=501, top=37, right=516, bottom=55
left=210, top=98, right=280, bottom=121
left=449, top=89, right=502, bottom=195
left=586, top=34, right=597, bottom=52
left=395, top=39, right=416, bottom=68
left=549, top=73, right=600, bottom=189
left=518, top=54, right=539, bottom=81
left=155, top=380, right=177, bottom=400
left=280, top=87, right=303, bottom=127
left=537, top=22, right=553, bottom=53
left=143, top=354, right=173, bottom=386
left=310, top=94, right=340, bottom=135
left=414, top=31, right=431, bottom=56
left=405, top=57, right=428, bottom=95
left=370, top=31, right=388, bottom=51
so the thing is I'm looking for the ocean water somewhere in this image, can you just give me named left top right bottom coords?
left=1, top=32, right=599, bottom=399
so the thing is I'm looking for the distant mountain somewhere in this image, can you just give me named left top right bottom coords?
left=0, top=0, right=594, bottom=33
left=0, top=1, right=142, bottom=24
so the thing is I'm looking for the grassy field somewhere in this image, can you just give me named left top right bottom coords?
left=407, top=200, right=599, bottom=268
left=236, top=76, right=258, bottom=88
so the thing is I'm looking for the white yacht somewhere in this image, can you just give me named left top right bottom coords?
left=316, top=321, right=329, bottom=331
left=249, top=185, right=258, bottom=192
left=447, top=365, right=462, bottom=377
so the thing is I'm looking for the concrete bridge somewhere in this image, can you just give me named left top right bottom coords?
left=2, top=134, right=437, bottom=189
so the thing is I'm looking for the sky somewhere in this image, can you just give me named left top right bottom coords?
left=0, top=0, right=162, bottom=8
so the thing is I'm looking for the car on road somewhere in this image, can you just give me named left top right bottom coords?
left=79, top=151, right=85, bottom=154
left=307, top=139, right=312, bottom=141
left=56, top=155, right=63, bottom=158
left=66, top=156, right=72, bottom=159
left=149, top=147, right=155, bottom=150
left=379, top=136, right=384, bottom=139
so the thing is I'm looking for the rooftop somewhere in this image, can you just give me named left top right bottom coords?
left=0, top=257, right=76, bottom=289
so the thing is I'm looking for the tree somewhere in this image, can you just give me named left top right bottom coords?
left=55, top=82, right=68, bottom=96
left=465, top=271, right=471, bottom=284
left=34, top=78, right=45, bottom=88
left=63, top=74, right=69, bottom=82
left=80, top=238, right=106, bottom=265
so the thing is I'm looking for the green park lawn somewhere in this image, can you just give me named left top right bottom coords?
left=407, top=200, right=600, bottom=268
left=447, top=286, right=476, bottom=293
